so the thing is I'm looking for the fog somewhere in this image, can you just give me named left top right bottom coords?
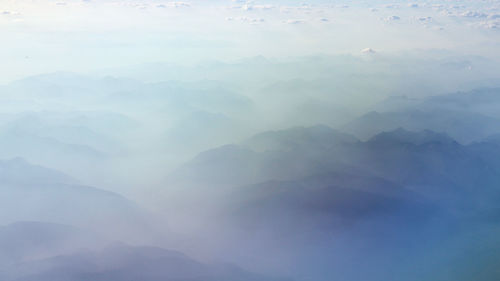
left=1, top=1, right=500, bottom=281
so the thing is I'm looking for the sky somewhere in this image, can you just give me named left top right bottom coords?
left=1, top=0, right=500, bottom=83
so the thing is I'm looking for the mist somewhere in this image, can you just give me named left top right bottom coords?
left=1, top=0, right=500, bottom=281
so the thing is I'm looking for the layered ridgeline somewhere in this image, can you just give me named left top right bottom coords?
left=0, top=158, right=290, bottom=281
left=168, top=125, right=500, bottom=209
left=344, top=88, right=500, bottom=143
left=163, top=124, right=500, bottom=281
left=0, top=158, right=158, bottom=243
left=0, top=223, right=290, bottom=281
left=0, top=72, right=257, bottom=191
left=1, top=70, right=500, bottom=281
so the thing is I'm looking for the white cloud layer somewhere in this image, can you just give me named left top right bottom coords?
left=0, top=0, right=499, bottom=82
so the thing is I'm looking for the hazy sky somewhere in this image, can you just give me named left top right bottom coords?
left=1, top=0, right=500, bottom=83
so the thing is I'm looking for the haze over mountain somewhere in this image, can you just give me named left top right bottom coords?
left=160, top=125, right=500, bottom=280
left=1, top=60, right=500, bottom=281
left=346, top=88, right=500, bottom=143
left=2, top=0, right=500, bottom=280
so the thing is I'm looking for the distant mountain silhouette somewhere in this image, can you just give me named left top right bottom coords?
left=368, top=128, right=457, bottom=145
left=244, top=125, right=359, bottom=152
left=0, top=221, right=104, bottom=267
left=0, top=159, right=153, bottom=242
left=352, top=88, right=500, bottom=143
left=170, top=126, right=500, bottom=212
left=0, top=243, right=291, bottom=281
left=343, top=109, right=500, bottom=143
left=162, top=124, right=500, bottom=281
left=0, top=157, right=75, bottom=185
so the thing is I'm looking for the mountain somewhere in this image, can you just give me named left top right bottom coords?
left=0, top=72, right=142, bottom=102
left=352, top=88, right=500, bottom=143
left=341, top=128, right=500, bottom=209
left=0, top=221, right=104, bottom=267
left=0, top=243, right=291, bottom=281
left=342, top=109, right=500, bottom=143
left=0, top=158, right=153, bottom=243
left=169, top=144, right=262, bottom=187
left=0, top=131, right=106, bottom=181
left=161, top=125, right=500, bottom=281
left=169, top=125, right=359, bottom=188
left=368, top=128, right=457, bottom=146
left=168, top=126, right=500, bottom=212
left=422, top=88, right=500, bottom=118
left=0, top=113, right=124, bottom=154
left=372, top=88, right=500, bottom=117
left=243, top=125, right=359, bottom=152
left=221, top=171, right=436, bottom=234
left=0, top=157, right=76, bottom=185
left=101, top=80, right=254, bottom=118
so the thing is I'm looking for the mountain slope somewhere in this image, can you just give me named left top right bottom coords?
left=0, top=243, right=291, bottom=281
left=342, top=109, right=500, bottom=143
left=0, top=158, right=153, bottom=243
